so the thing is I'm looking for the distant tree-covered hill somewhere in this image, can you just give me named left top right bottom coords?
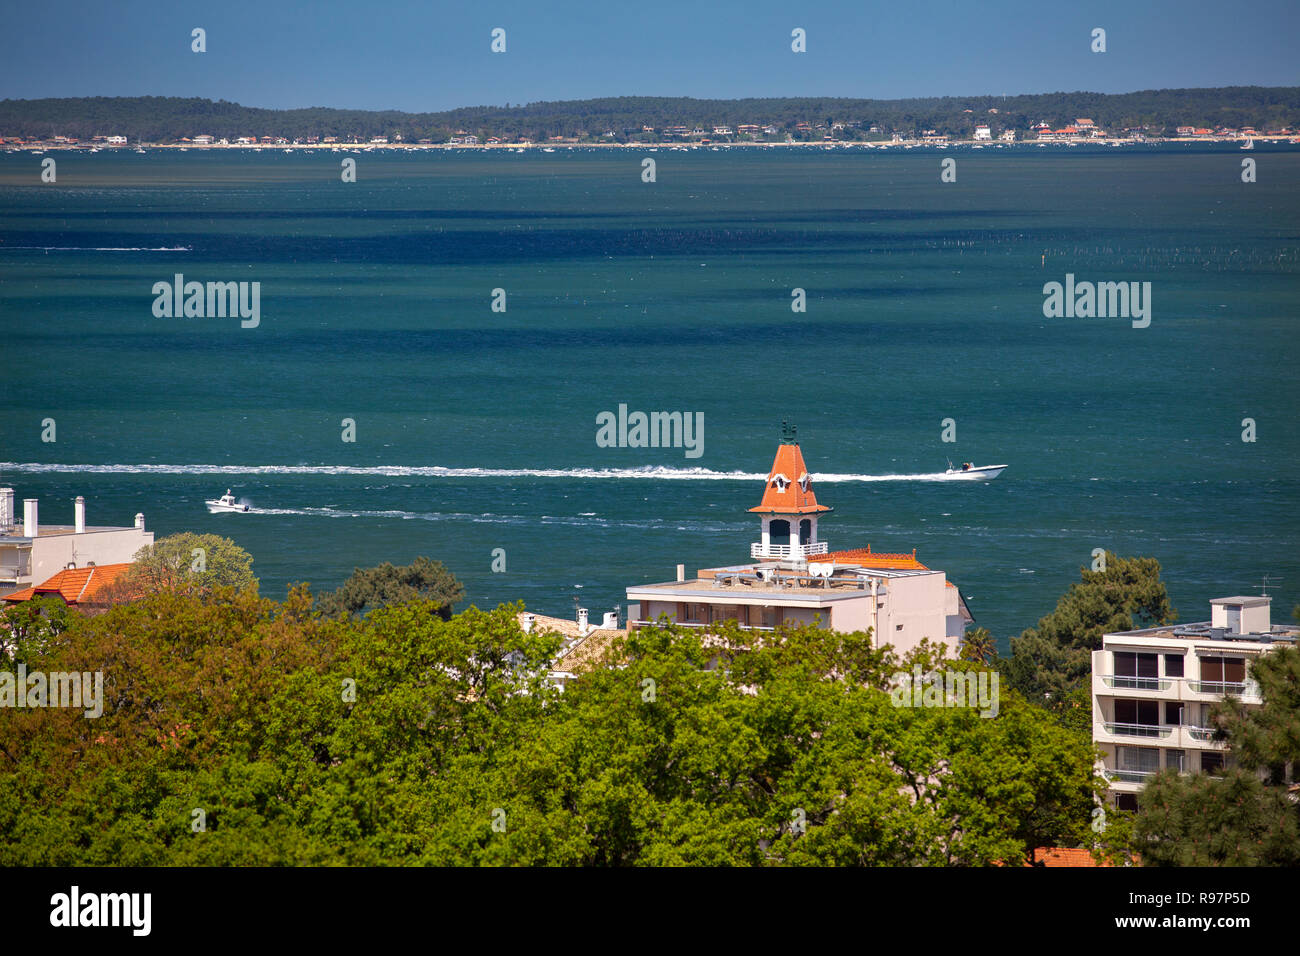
left=1, top=87, right=1297, bottom=143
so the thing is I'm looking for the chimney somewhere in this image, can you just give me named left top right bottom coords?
left=134, top=512, right=145, bottom=530
left=23, top=499, right=38, bottom=537
left=521, top=613, right=535, bottom=634
left=602, top=610, right=619, bottom=630
left=74, top=496, right=86, bottom=534
left=0, top=488, right=13, bottom=530
left=676, top=563, right=685, bottom=582
left=577, top=607, right=589, bottom=635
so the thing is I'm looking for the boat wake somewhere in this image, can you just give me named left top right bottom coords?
left=0, top=461, right=998, bottom=482
left=0, top=461, right=1000, bottom=482
left=0, top=245, right=192, bottom=252
left=233, top=504, right=739, bottom=532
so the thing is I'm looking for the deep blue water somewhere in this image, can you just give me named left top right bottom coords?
left=1, top=144, right=1297, bottom=646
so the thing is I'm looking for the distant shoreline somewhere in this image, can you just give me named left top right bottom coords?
left=7, top=135, right=1298, bottom=152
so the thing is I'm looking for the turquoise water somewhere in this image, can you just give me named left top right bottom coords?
left=1, top=145, right=1297, bottom=645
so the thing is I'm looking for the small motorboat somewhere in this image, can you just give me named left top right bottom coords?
left=206, top=489, right=249, bottom=513
left=944, top=461, right=1007, bottom=481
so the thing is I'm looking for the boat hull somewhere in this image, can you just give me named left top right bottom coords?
left=942, top=465, right=1006, bottom=480
left=205, top=502, right=249, bottom=513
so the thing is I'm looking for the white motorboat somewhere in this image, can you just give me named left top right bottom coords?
left=944, top=461, right=1006, bottom=480
left=206, top=489, right=249, bottom=513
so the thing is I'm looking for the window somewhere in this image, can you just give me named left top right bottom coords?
left=1200, top=752, right=1225, bottom=775
left=1118, top=746, right=1160, bottom=774
left=1115, top=699, right=1159, bottom=727
left=1115, top=794, right=1139, bottom=812
left=1164, top=654, right=1184, bottom=678
left=1166, top=749, right=1185, bottom=772
left=1113, top=651, right=1160, bottom=688
left=1164, top=701, right=1185, bottom=725
left=1200, top=656, right=1246, bottom=684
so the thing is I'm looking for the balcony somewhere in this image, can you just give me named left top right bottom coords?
left=1104, top=769, right=1156, bottom=784
left=1185, top=726, right=1223, bottom=744
left=751, top=541, right=829, bottom=560
left=1102, top=722, right=1172, bottom=739
left=1187, top=679, right=1259, bottom=698
left=1100, top=675, right=1171, bottom=691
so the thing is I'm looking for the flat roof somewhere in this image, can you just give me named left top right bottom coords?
left=1210, top=596, right=1271, bottom=607
left=628, top=577, right=881, bottom=604
left=0, top=525, right=138, bottom=540
left=1102, top=622, right=1299, bottom=645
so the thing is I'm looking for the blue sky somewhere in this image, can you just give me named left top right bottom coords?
left=1, top=0, right=1297, bottom=110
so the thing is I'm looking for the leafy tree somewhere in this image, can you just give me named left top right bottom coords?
left=317, top=556, right=464, bottom=620
left=126, top=532, right=256, bottom=595
left=0, top=595, right=73, bottom=661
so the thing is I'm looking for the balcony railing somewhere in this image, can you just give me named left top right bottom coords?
left=1100, top=675, right=1171, bottom=691
left=1187, top=680, right=1255, bottom=696
left=1102, top=722, right=1173, bottom=738
left=1096, top=675, right=1261, bottom=700
left=751, top=541, right=829, bottom=559
left=1186, top=726, right=1221, bottom=743
left=1104, top=769, right=1156, bottom=784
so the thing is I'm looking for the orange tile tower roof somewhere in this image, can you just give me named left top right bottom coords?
left=748, top=424, right=832, bottom=515
left=2, top=563, right=132, bottom=605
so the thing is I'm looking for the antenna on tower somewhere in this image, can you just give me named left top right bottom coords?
left=1258, top=574, right=1282, bottom=597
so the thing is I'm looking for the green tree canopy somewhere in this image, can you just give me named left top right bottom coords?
left=125, top=531, right=256, bottom=596
left=316, top=556, right=465, bottom=620
left=0, top=588, right=1105, bottom=866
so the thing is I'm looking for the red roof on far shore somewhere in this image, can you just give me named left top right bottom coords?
left=3, top=563, right=132, bottom=605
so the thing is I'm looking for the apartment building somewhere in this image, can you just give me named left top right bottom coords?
left=1092, top=595, right=1299, bottom=809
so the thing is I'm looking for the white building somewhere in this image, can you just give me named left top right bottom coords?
left=625, top=428, right=973, bottom=657
left=1092, top=595, right=1299, bottom=810
left=973, top=125, right=992, bottom=141
left=0, top=488, right=153, bottom=596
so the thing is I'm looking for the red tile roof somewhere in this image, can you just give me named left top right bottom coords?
left=819, top=547, right=928, bottom=570
left=1032, top=847, right=1112, bottom=867
left=3, top=563, right=132, bottom=605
